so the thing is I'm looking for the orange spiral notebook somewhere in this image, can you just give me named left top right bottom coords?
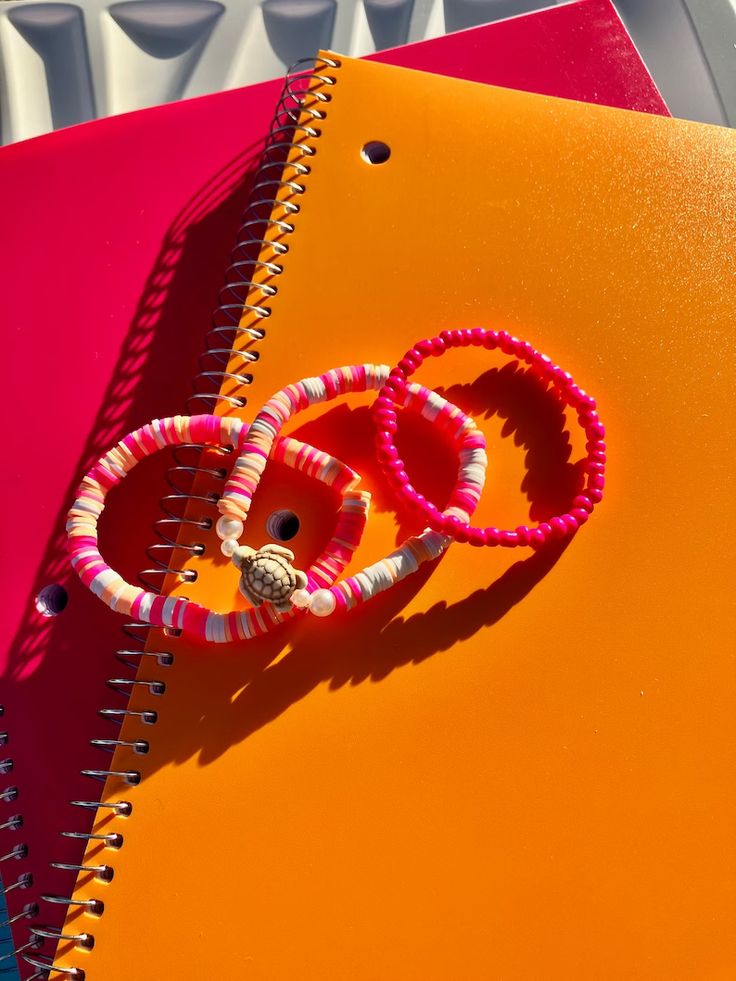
left=53, top=54, right=735, bottom=980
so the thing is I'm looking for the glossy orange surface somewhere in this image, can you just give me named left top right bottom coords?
left=59, top=55, right=736, bottom=979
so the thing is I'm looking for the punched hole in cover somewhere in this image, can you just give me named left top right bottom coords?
left=266, top=510, right=301, bottom=542
left=35, top=583, right=68, bottom=616
left=361, top=140, right=391, bottom=164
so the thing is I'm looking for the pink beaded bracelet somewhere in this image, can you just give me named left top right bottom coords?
left=372, top=329, right=605, bottom=549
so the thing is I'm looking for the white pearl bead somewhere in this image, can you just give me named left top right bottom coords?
left=309, top=588, right=336, bottom=618
left=215, top=515, right=244, bottom=541
left=290, top=588, right=311, bottom=609
left=220, top=538, right=238, bottom=557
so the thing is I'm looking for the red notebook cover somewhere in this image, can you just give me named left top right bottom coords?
left=0, top=0, right=666, bottom=971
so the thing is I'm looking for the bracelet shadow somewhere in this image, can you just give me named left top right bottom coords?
left=0, top=134, right=269, bottom=949
left=150, top=361, right=584, bottom=770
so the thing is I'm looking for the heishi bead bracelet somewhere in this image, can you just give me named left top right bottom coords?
left=67, top=416, right=370, bottom=642
left=67, top=334, right=604, bottom=642
left=215, top=364, right=487, bottom=619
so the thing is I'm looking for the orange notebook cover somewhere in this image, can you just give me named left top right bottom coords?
left=56, top=55, right=735, bottom=979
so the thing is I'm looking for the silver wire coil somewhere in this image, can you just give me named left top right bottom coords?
left=26, top=54, right=338, bottom=980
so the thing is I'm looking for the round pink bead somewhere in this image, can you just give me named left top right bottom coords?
left=573, top=495, right=594, bottom=513
left=529, top=528, right=547, bottom=548
left=515, top=526, right=532, bottom=545
left=376, top=446, right=399, bottom=464
left=548, top=516, right=567, bottom=538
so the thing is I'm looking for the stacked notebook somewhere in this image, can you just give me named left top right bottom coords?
left=4, top=1, right=735, bottom=978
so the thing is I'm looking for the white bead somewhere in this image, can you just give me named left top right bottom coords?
left=220, top=538, right=238, bottom=557
left=290, top=588, right=311, bottom=609
left=215, top=515, right=244, bottom=541
left=309, top=588, right=336, bottom=617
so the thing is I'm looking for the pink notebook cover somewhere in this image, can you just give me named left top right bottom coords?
left=0, top=0, right=666, bottom=968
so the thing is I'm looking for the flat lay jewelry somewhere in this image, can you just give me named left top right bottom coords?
left=68, top=333, right=604, bottom=642
left=214, top=364, right=487, bottom=619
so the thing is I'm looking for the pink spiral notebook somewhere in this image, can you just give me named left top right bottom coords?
left=0, top=0, right=666, bottom=972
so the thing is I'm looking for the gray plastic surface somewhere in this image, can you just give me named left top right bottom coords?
left=1, top=0, right=734, bottom=145
left=615, top=0, right=733, bottom=126
left=0, top=0, right=567, bottom=144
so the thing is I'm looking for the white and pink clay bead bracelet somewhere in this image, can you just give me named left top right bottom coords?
left=67, top=414, right=370, bottom=641
left=214, top=363, right=487, bottom=618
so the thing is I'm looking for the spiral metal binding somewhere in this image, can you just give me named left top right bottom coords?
left=1, top=700, right=36, bottom=978
left=24, top=54, right=339, bottom=980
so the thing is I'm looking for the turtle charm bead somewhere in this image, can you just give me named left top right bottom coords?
left=230, top=544, right=308, bottom=613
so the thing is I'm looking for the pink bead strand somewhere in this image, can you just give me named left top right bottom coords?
left=373, top=329, right=605, bottom=549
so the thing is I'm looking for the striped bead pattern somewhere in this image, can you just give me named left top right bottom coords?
left=217, top=364, right=488, bottom=617
left=374, top=329, right=606, bottom=549
left=219, top=364, right=487, bottom=526
left=67, top=415, right=370, bottom=642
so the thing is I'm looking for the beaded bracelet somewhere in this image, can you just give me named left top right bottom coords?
left=67, top=415, right=370, bottom=642
left=215, top=364, right=487, bottom=618
left=373, top=329, right=605, bottom=549
left=68, top=369, right=486, bottom=638
left=69, top=338, right=602, bottom=639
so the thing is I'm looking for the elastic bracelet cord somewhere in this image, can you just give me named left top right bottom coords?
left=373, top=328, right=605, bottom=549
